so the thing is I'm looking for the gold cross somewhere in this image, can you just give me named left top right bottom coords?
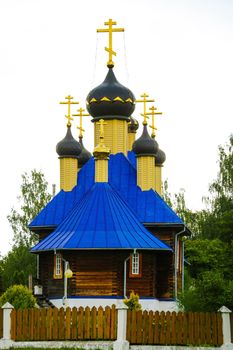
left=72, top=107, right=90, bottom=137
left=146, top=106, right=162, bottom=138
left=97, top=18, right=124, bottom=68
left=97, top=119, right=107, bottom=144
left=136, top=93, right=155, bottom=125
left=60, top=95, right=79, bottom=127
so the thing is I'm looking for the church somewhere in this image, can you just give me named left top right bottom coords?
left=30, top=19, right=189, bottom=311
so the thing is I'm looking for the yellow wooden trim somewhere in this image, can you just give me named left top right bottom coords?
left=100, top=96, right=111, bottom=102
left=60, top=157, right=78, bottom=191
left=113, top=96, right=125, bottom=103
left=53, top=254, right=63, bottom=279
left=137, top=156, right=156, bottom=191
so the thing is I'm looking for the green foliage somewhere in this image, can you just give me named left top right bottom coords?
left=178, top=135, right=233, bottom=311
left=7, top=169, right=52, bottom=247
left=179, top=270, right=233, bottom=312
left=0, top=285, right=36, bottom=309
left=0, top=245, right=36, bottom=290
left=184, top=239, right=226, bottom=279
left=124, top=290, right=142, bottom=310
left=0, top=170, right=52, bottom=291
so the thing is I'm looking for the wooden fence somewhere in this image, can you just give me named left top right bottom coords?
left=9, top=306, right=225, bottom=345
left=11, top=305, right=117, bottom=341
left=127, top=310, right=223, bottom=346
left=0, top=308, right=3, bottom=339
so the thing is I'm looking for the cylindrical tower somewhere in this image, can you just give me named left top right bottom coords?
left=56, top=126, right=81, bottom=191
left=132, top=125, right=158, bottom=191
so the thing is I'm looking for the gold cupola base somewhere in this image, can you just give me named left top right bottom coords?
left=94, top=119, right=128, bottom=155
left=137, top=156, right=156, bottom=191
left=93, top=119, right=111, bottom=183
left=59, top=157, right=78, bottom=191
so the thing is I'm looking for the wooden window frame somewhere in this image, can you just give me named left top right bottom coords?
left=53, top=253, right=63, bottom=279
left=129, top=252, right=142, bottom=278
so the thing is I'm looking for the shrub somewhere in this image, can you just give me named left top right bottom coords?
left=0, top=284, right=36, bottom=309
left=124, top=290, right=142, bottom=310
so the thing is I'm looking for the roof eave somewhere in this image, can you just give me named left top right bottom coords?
left=144, top=223, right=192, bottom=236
left=28, top=225, right=57, bottom=233
left=31, top=247, right=173, bottom=253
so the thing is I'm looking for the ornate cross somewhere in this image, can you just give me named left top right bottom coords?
left=60, top=95, right=79, bottom=127
left=146, top=106, right=162, bottom=138
left=136, top=93, right=155, bottom=125
left=97, top=18, right=124, bottom=68
left=72, top=107, right=90, bottom=137
left=97, top=119, right=107, bottom=143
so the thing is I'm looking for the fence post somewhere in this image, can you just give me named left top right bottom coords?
left=219, top=306, right=233, bottom=350
left=113, top=301, right=129, bottom=350
left=2, top=302, right=14, bottom=340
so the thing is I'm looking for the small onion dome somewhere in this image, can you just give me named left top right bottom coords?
left=155, top=148, right=166, bottom=165
left=132, top=125, right=159, bottom=157
left=86, top=68, right=135, bottom=120
left=93, top=142, right=110, bottom=160
left=56, top=126, right=81, bottom=157
left=78, top=136, right=92, bottom=168
left=128, top=116, right=139, bottom=133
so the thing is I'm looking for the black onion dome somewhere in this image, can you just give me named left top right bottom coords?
left=56, top=126, right=81, bottom=157
left=78, top=137, right=92, bottom=168
left=155, top=148, right=166, bottom=165
left=132, top=125, right=159, bottom=156
left=86, top=68, right=135, bottom=120
left=128, top=116, right=139, bottom=133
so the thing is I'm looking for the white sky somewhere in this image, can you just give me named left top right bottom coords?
left=0, top=0, right=232, bottom=255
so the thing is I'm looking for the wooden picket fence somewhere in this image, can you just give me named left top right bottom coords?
left=11, top=305, right=117, bottom=341
left=0, top=308, right=3, bottom=339
left=127, top=310, right=223, bottom=346
left=9, top=306, right=225, bottom=345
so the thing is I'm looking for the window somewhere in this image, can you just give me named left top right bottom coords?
left=129, top=253, right=142, bottom=278
left=53, top=253, right=63, bottom=279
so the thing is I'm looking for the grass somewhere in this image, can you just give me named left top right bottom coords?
left=10, top=348, right=107, bottom=350
left=10, top=348, right=91, bottom=350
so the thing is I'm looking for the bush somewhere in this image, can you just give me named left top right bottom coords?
left=0, top=284, right=36, bottom=309
left=124, top=290, right=142, bottom=310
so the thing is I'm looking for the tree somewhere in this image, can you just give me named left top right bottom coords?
left=0, top=170, right=52, bottom=291
left=0, top=245, right=38, bottom=290
left=179, top=135, right=233, bottom=311
left=200, top=135, right=233, bottom=242
left=7, top=169, right=52, bottom=247
left=0, top=285, right=36, bottom=309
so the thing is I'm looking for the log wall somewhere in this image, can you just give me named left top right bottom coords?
left=39, top=250, right=173, bottom=299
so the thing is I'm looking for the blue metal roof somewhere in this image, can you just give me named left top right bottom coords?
left=29, top=153, right=183, bottom=229
left=108, top=154, right=183, bottom=224
left=29, top=158, right=95, bottom=228
left=31, top=183, right=172, bottom=252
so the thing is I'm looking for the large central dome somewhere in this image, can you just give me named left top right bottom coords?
left=86, top=68, right=135, bottom=120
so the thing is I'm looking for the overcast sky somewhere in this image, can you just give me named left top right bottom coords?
left=0, top=0, right=232, bottom=255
